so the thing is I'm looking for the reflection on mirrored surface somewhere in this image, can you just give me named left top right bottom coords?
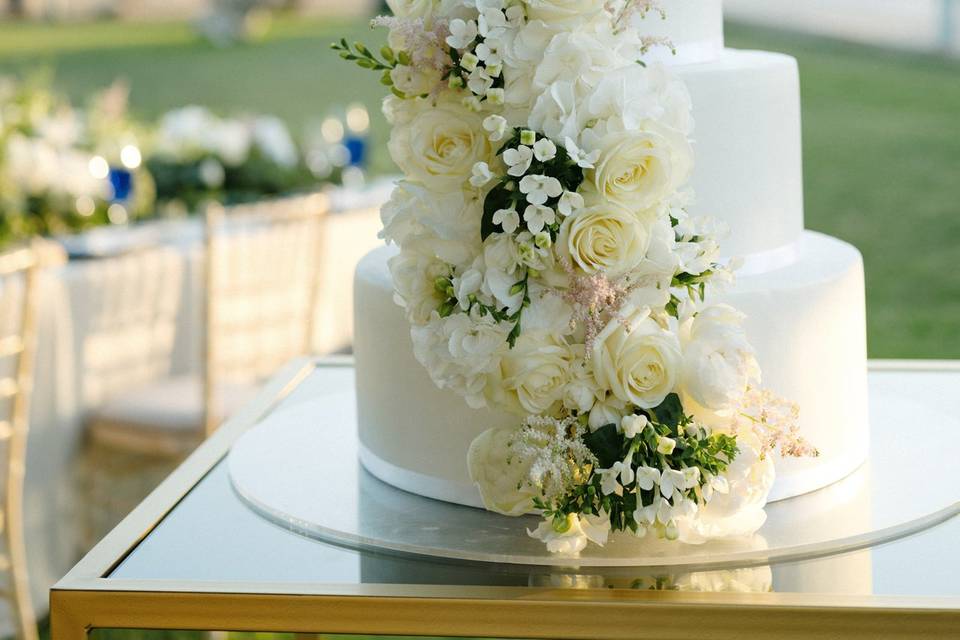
left=110, top=366, right=960, bottom=601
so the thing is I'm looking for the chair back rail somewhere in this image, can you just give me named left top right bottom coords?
left=0, top=241, right=40, bottom=640
left=202, top=192, right=329, bottom=435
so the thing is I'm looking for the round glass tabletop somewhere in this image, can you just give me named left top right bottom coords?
left=228, top=389, right=960, bottom=571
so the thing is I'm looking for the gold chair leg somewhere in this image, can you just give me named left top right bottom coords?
left=8, top=511, right=39, bottom=640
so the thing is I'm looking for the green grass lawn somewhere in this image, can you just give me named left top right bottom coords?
left=0, top=17, right=957, bottom=358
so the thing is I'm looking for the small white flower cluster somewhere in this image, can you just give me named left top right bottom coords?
left=356, top=0, right=812, bottom=554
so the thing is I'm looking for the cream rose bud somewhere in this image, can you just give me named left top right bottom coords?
left=680, top=304, right=761, bottom=411
left=496, top=334, right=573, bottom=416
left=585, top=124, right=693, bottom=212
left=388, top=97, right=494, bottom=190
left=468, top=427, right=537, bottom=516
left=593, top=306, right=683, bottom=409
left=557, top=197, right=653, bottom=278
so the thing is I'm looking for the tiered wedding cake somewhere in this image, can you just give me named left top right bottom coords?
left=347, top=0, right=867, bottom=552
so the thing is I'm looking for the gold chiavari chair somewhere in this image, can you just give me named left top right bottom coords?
left=0, top=243, right=40, bottom=640
left=82, top=192, right=329, bottom=540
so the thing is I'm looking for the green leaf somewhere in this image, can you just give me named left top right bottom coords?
left=583, top=423, right=622, bottom=469
left=481, top=181, right=514, bottom=241
left=648, top=393, right=684, bottom=430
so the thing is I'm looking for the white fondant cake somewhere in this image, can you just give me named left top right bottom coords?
left=351, top=0, right=870, bottom=530
left=355, top=229, right=868, bottom=504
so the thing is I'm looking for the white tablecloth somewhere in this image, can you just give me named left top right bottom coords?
left=22, top=182, right=391, bottom=616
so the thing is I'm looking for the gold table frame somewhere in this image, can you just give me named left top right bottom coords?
left=50, top=358, right=960, bottom=640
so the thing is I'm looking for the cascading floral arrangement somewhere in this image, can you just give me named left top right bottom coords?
left=338, top=0, right=816, bottom=554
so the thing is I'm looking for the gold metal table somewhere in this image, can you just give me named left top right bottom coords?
left=50, top=358, right=960, bottom=640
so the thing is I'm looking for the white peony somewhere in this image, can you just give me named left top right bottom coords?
left=533, top=30, right=616, bottom=90
left=388, top=247, right=452, bottom=324
left=381, top=181, right=484, bottom=252
left=680, top=304, right=761, bottom=412
left=528, top=80, right=582, bottom=143
left=592, top=306, right=682, bottom=409
left=676, top=431, right=774, bottom=543
left=557, top=196, right=653, bottom=277
left=494, top=334, right=573, bottom=415
left=388, top=97, right=495, bottom=190
left=468, top=427, right=537, bottom=516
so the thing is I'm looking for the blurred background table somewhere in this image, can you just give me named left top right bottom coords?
left=50, top=358, right=960, bottom=640
left=24, top=181, right=391, bottom=616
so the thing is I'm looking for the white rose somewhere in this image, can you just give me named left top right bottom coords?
left=523, top=0, right=604, bottom=25
left=557, top=196, right=653, bottom=277
left=584, top=123, right=693, bottom=212
left=388, top=97, right=495, bottom=190
left=677, top=431, right=774, bottom=543
left=680, top=304, right=761, bottom=412
left=592, top=306, right=682, bottom=409
left=467, top=427, right=537, bottom=516
left=493, top=334, right=573, bottom=415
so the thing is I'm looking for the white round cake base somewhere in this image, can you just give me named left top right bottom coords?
left=228, top=391, right=960, bottom=570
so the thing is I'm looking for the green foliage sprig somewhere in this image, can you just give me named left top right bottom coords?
left=539, top=394, right=739, bottom=535
left=480, top=128, right=585, bottom=242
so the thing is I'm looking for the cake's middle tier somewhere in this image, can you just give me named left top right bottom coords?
left=676, top=49, right=804, bottom=258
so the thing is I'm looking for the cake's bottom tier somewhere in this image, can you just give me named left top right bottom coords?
left=353, top=231, right=868, bottom=505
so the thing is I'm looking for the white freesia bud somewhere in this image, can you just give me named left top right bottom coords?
left=503, top=144, right=534, bottom=176
left=634, top=465, right=661, bottom=491
left=621, top=414, right=648, bottom=438
left=528, top=511, right=610, bottom=555
left=486, top=87, right=505, bottom=105
left=461, top=51, right=480, bottom=71
left=482, top=114, right=508, bottom=141
left=447, top=19, right=479, bottom=50
left=492, top=207, right=520, bottom=233
left=657, top=436, right=677, bottom=455
left=659, top=467, right=684, bottom=495
left=470, top=161, right=494, bottom=187
left=533, top=137, right=557, bottom=161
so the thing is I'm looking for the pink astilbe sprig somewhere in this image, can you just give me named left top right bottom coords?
left=558, top=255, right=639, bottom=355
left=733, top=387, right=820, bottom=459
left=640, top=35, right=676, bottom=56
left=370, top=16, right=452, bottom=71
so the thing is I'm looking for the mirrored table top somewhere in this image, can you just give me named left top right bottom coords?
left=109, top=361, right=960, bottom=599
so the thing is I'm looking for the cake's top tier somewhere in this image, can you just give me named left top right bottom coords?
left=641, top=0, right=725, bottom=65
